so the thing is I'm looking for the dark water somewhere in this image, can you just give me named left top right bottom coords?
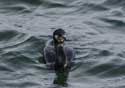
left=0, top=0, right=125, bottom=88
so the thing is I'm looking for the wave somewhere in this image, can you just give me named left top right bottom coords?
left=0, top=30, right=46, bottom=70
left=99, top=17, right=125, bottom=27
left=74, top=42, right=125, bottom=78
left=0, top=30, right=19, bottom=41
left=0, top=0, right=42, bottom=14
left=0, top=30, right=28, bottom=49
left=0, top=0, right=42, bottom=5
left=70, top=2, right=108, bottom=11
left=0, top=0, right=125, bottom=87
left=0, top=0, right=125, bottom=15
left=0, top=0, right=109, bottom=15
left=103, top=0, right=125, bottom=6
left=86, top=63, right=125, bottom=78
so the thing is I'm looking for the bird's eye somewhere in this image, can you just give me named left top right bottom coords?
left=54, top=35, right=59, bottom=39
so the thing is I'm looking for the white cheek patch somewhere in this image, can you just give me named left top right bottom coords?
left=54, top=34, right=66, bottom=40
left=54, top=35, right=59, bottom=39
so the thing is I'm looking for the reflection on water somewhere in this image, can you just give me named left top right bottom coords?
left=52, top=45, right=71, bottom=87
left=53, top=60, right=72, bottom=87
left=53, top=68, right=69, bottom=87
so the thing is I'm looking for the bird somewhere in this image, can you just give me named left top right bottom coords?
left=43, top=28, right=75, bottom=86
left=44, top=28, right=75, bottom=70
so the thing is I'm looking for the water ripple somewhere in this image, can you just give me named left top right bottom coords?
left=0, top=0, right=125, bottom=88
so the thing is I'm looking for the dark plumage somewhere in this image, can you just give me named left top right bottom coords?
left=43, top=29, right=75, bottom=86
left=44, top=29, right=75, bottom=70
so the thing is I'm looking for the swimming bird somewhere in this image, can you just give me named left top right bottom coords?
left=44, top=29, right=75, bottom=69
left=43, top=28, right=75, bottom=86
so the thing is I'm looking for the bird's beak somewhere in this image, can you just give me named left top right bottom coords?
left=57, top=37, right=64, bottom=44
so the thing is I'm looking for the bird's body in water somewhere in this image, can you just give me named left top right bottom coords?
left=54, top=44, right=70, bottom=86
left=43, top=29, right=75, bottom=86
left=55, top=45, right=66, bottom=71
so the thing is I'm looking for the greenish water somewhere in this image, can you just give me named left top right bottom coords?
left=0, top=0, right=125, bottom=88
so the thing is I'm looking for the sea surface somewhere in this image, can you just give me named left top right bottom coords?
left=0, top=0, right=125, bottom=88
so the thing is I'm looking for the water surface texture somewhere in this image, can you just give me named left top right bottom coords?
left=0, top=0, right=125, bottom=88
